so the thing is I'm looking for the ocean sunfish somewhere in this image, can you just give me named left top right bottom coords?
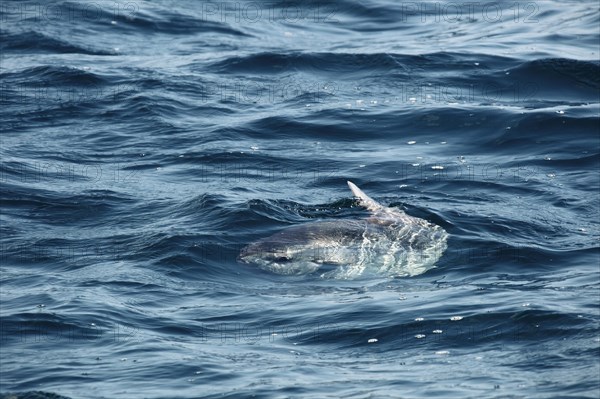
left=238, top=181, right=448, bottom=278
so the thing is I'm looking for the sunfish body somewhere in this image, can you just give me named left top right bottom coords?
left=238, top=182, right=448, bottom=278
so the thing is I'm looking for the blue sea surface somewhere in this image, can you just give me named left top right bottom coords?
left=1, top=1, right=599, bottom=398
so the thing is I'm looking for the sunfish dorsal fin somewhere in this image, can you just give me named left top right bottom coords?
left=347, top=181, right=386, bottom=213
left=347, top=181, right=410, bottom=223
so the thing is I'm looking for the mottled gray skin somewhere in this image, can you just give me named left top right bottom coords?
left=238, top=182, right=448, bottom=278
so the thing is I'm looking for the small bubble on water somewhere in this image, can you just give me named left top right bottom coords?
left=415, top=317, right=424, bottom=322
left=415, top=334, right=426, bottom=339
left=433, top=329, right=443, bottom=334
left=450, top=316, right=463, bottom=321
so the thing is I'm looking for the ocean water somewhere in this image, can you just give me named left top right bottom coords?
left=1, top=0, right=599, bottom=398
